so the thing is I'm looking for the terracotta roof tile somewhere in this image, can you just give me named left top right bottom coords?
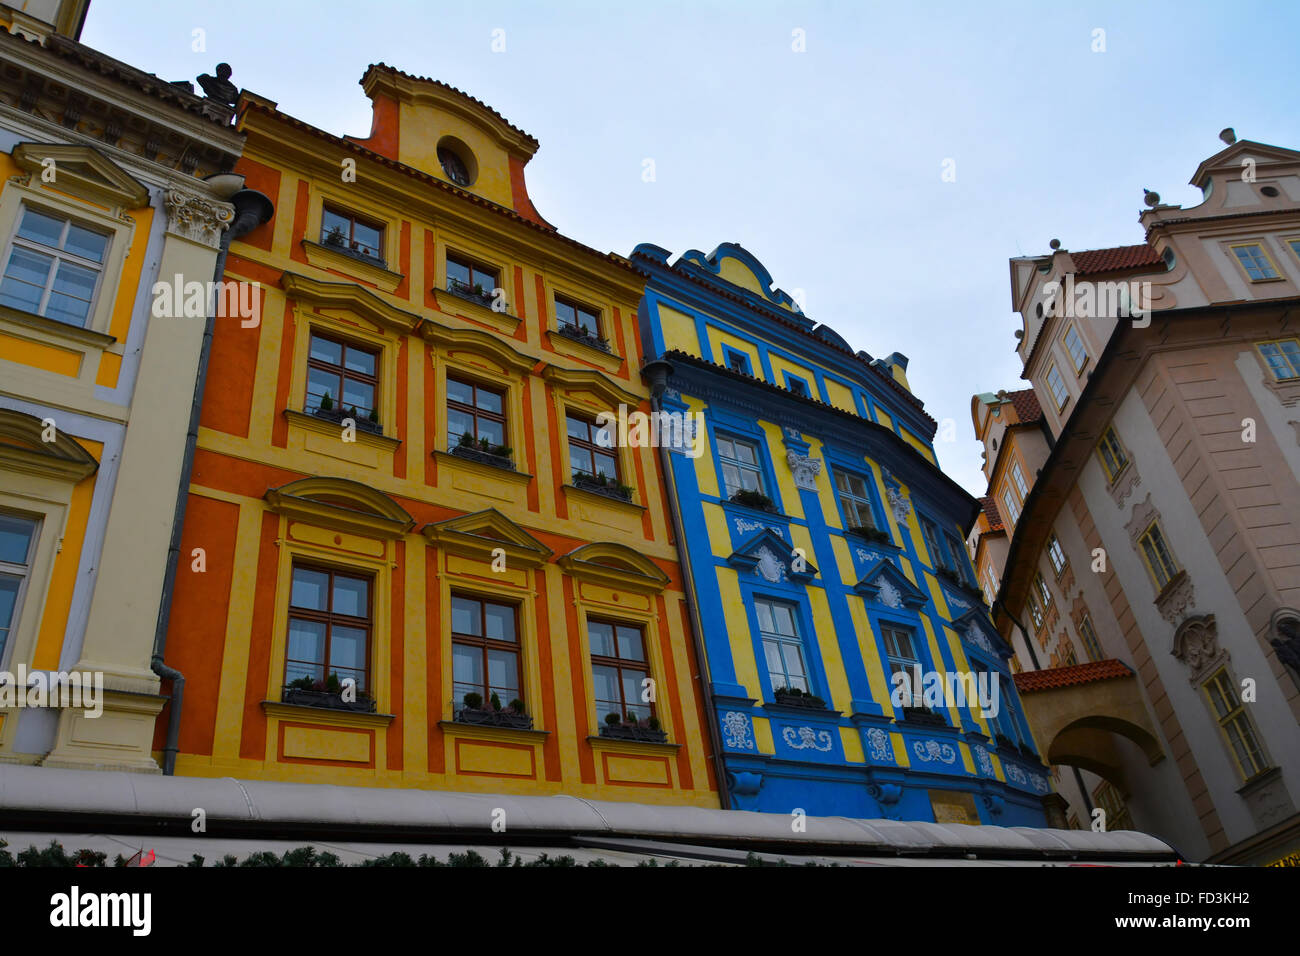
left=979, top=496, right=1004, bottom=531
left=1014, top=659, right=1133, bottom=693
left=1007, top=388, right=1042, bottom=424
left=1070, top=244, right=1162, bottom=276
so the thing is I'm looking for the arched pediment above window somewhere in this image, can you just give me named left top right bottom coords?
left=540, top=365, right=642, bottom=410
left=422, top=508, right=551, bottom=568
left=265, top=477, right=414, bottom=539
left=280, top=272, right=422, bottom=335
left=0, top=409, right=98, bottom=482
left=557, top=542, right=670, bottom=593
left=422, top=324, right=533, bottom=375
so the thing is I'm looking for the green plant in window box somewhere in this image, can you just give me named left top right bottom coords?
left=318, top=391, right=333, bottom=411
left=730, top=488, right=776, bottom=513
left=324, top=226, right=346, bottom=247
left=605, top=712, right=622, bottom=727
left=573, top=471, right=634, bottom=501
left=848, top=526, right=891, bottom=545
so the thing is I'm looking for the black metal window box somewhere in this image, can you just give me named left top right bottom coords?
left=773, top=690, right=828, bottom=709
left=454, top=708, right=533, bottom=731
left=310, top=405, right=383, bottom=435
left=282, top=686, right=377, bottom=713
left=599, top=724, right=669, bottom=744
left=557, top=321, right=610, bottom=353
left=445, top=277, right=499, bottom=309
left=573, top=472, right=632, bottom=502
left=898, top=706, right=948, bottom=727
left=450, top=442, right=514, bottom=471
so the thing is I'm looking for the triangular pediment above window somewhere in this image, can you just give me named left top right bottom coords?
left=12, top=143, right=149, bottom=209
left=421, top=508, right=552, bottom=568
left=855, top=560, right=927, bottom=610
left=0, top=409, right=98, bottom=483
left=726, top=528, right=817, bottom=584
left=951, top=608, right=1011, bottom=659
left=265, top=477, right=414, bottom=539
left=558, top=542, right=669, bottom=593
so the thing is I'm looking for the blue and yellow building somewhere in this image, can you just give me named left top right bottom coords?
left=635, top=242, right=1051, bottom=825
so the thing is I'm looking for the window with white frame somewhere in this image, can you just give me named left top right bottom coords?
left=0, top=206, right=109, bottom=326
left=1046, top=533, right=1067, bottom=576
left=1046, top=363, right=1069, bottom=410
left=1010, top=460, right=1029, bottom=500
left=717, top=434, right=765, bottom=499
left=0, top=512, right=41, bottom=665
left=834, top=469, right=878, bottom=531
left=1063, top=325, right=1088, bottom=372
left=882, top=624, right=922, bottom=706
left=1001, top=488, right=1021, bottom=527
left=755, top=598, right=809, bottom=694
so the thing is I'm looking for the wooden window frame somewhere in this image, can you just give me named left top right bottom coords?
left=588, top=618, right=655, bottom=722
left=1256, top=338, right=1300, bottom=382
left=285, top=563, right=373, bottom=692
left=755, top=597, right=811, bottom=695
left=565, top=412, right=619, bottom=482
left=717, top=433, right=766, bottom=499
left=834, top=469, right=877, bottom=531
left=445, top=251, right=500, bottom=300
left=321, top=204, right=385, bottom=263
left=1046, top=362, right=1069, bottom=410
left=1078, top=612, right=1103, bottom=662
left=883, top=624, right=922, bottom=706
left=554, top=293, right=602, bottom=338
left=1063, top=324, right=1088, bottom=373
left=447, top=375, right=507, bottom=448
left=450, top=592, right=522, bottom=706
left=305, top=330, right=380, bottom=419
left=1046, top=533, right=1067, bottom=577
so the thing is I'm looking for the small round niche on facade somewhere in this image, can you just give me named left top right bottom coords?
left=437, top=137, right=477, bottom=187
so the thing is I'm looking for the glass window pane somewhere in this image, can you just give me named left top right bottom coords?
left=589, top=620, right=615, bottom=657
left=352, top=221, right=381, bottom=257
left=451, top=596, right=480, bottom=636
left=290, top=568, right=329, bottom=610
left=332, top=575, right=368, bottom=617
left=555, top=300, right=575, bottom=325
left=64, top=224, right=108, bottom=262
left=344, top=347, right=375, bottom=376
left=475, top=388, right=502, bottom=415
left=0, top=574, right=21, bottom=633
left=330, top=625, right=367, bottom=673
left=447, top=409, right=475, bottom=442
left=0, top=274, right=45, bottom=313
left=310, top=336, right=343, bottom=366
left=307, top=368, right=339, bottom=408
left=17, top=208, right=63, bottom=246
left=0, top=514, right=37, bottom=564
left=284, top=658, right=324, bottom=685
left=569, top=445, right=593, bottom=475
left=5, top=245, right=53, bottom=286
left=484, top=602, right=515, bottom=642
left=453, top=643, right=482, bottom=687
left=622, top=673, right=644, bottom=717
left=754, top=600, right=773, bottom=633
left=447, top=258, right=471, bottom=286
left=321, top=209, right=350, bottom=239
left=50, top=260, right=96, bottom=300
left=487, top=647, right=518, bottom=694
left=773, top=604, right=795, bottom=636
left=592, top=665, right=620, bottom=710
left=478, top=418, right=504, bottom=446
left=286, top=618, right=326, bottom=667
left=735, top=441, right=756, bottom=465
left=763, top=640, right=783, bottom=677
left=782, top=644, right=806, bottom=677
left=447, top=378, right=474, bottom=406
left=594, top=453, right=618, bottom=478
left=616, top=625, right=644, bottom=661
left=565, top=416, right=588, bottom=440
left=45, top=292, right=92, bottom=326
left=341, top=379, right=374, bottom=413
left=740, top=467, right=761, bottom=491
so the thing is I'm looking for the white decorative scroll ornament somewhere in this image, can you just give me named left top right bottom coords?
left=911, top=740, right=957, bottom=764
left=946, top=592, right=971, bottom=612
left=854, top=548, right=879, bottom=564
left=163, top=188, right=234, bottom=249
left=964, top=623, right=993, bottom=654
left=665, top=417, right=698, bottom=456
left=722, top=711, right=755, bottom=750
left=734, top=517, right=782, bottom=538
left=1031, top=774, right=1049, bottom=794
left=887, top=486, right=912, bottom=523
left=783, top=726, right=833, bottom=752
left=785, top=450, right=822, bottom=491
left=876, top=578, right=903, bottom=609
left=753, top=546, right=788, bottom=584
left=974, top=744, right=993, bottom=776
left=1004, top=762, right=1028, bottom=784
left=867, top=727, right=893, bottom=762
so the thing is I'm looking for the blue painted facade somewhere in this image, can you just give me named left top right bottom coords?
left=634, top=241, right=1050, bottom=826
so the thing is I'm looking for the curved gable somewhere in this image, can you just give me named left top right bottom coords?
left=558, top=542, right=670, bottom=593
left=0, top=409, right=98, bottom=482
left=265, top=477, right=414, bottom=538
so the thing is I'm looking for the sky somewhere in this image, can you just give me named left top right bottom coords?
left=83, top=0, right=1300, bottom=496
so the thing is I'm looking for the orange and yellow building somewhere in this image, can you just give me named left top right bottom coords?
left=157, top=65, right=718, bottom=803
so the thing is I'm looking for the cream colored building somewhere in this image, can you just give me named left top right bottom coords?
left=0, top=0, right=245, bottom=771
left=971, top=134, right=1300, bottom=865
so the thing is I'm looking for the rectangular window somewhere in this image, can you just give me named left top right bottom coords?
left=920, top=515, right=949, bottom=570
left=984, top=565, right=999, bottom=604
left=882, top=624, right=921, bottom=706
left=1010, top=460, right=1029, bottom=500
left=1001, top=488, right=1021, bottom=526
left=993, top=673, right=1022, bottom=745
left=566, top=413, right=617, bottom=481
left=944, top=532, right=972, bottom=584
left=1046, top=363, right=1069, bottom=410
left=717, top=434, right=765, bottom=498
left=1096, top=426, right=1129, bottom=482
left=834, top=470, right=877, bottom=531
left=451, top=593, right=521, bottom=706
left=1027, top=591, right=1044, bottom=631
left=1204, top=668, right=1267, bottom=780
left=447, top=376, right=506, bottom=448
left=1046, top=533, right=1067, bottom=576
left=286, top=565, right=372, bottom=692
left=0, top=206, right=109, bottom=327
left=1033, top=571, right=1053, bottom=609
left=321, top=206, right=383, bottom=262
left=1060, top=640, right=1077, bottom=667
left=1288, top=238, right=1300, bottom=263
left=589, top=619, right=653, bottom=722
left=446, top=253, right=499, bottom=301
left=306, top=332, right=379, bottom=419
left=786, top=375, right=808, bottom=397
left=1231, top=242, right=1279, bottom=281
left=724, top=347, right=750, bottom=375
left=1138, top=521, right=1178, bottom=591
left=0, top=512, right=40, bottom=665
left=1064, top=325, right=1088, bottom=372
left=555, top=295, right=600, bottom=337
left=1257, top=339, right=1300, bottom=381
left=1079, top=613, right=1103, bottom=662
left=756, top=599, right=809, bottom=694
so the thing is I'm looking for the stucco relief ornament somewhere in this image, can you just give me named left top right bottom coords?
left=946, top=593, right=971, bottom=612
left=1004, top=762, right=1028, bottom=785
left=164, top=188, right=234, bottom=249
left=721, top=711, right=755, bottom=750
left=1156, top=572, right=1196, bottom=625
left=783, top=726, right=833, bottom=752
left=876, top=578, right=904, bottom=610
left=911, top=740, right=957, bottom=764
left=974, top=744, right=993, bottom=776
left=1031, top=774, right=1050, bottom=794
left=964, top=623, right=993, bottom=655
left=1171, top=614, right=1222, bottom=683
left=753, top=546, right=788, bottom=584
left=734, top=516, right=782, bottom=537
left=785, top=450, right=822, bottom=492
left=867, top=727, right=894, bottom=762
left=854, top=548, right=879, bottom=564
left=887, top=486, right=912, bottom=523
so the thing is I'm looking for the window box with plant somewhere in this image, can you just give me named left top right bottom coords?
left=846, top=525, right=893, bottom=546
left=454, top=692, right=533, bottom=730
left=445, top=276, right=498, bottom=309
left=599, top=711, right=668, bottom=743
left=556, top=320, right=611, bottom=353
left=898, top=705, right=947, bottom=727
left=572, top=470, right=633, bottom=502
left=729, top=488, right=778, bottom=514
left=311, top=392, right=383, bottom=434
left=282, top=673, right=376, bottom=713
left=451, top=431, right=514, bottom=471
left=771, top=686, right=828, bottom=709
left=321, top=210, right=385, bottom=268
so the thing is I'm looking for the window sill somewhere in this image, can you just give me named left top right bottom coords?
left=562, top=482, right=644, bottom=513
left=261, top=700, right=395, bottom=728
left=434, top=449, right=533, bottom=485
left=1262, top=375, right=1300, bottom=407
left=586, top=734, right=680, bottom=753
left=437, top=719, right=549, bottom=744
left=302, top=240, right=403, bottom=292
left=546, top=328, right=623, bottom=373
left=432, top=286, right=521, bottom=336
left=283, top=408, right=401, bottom=452
left=0, top=303, right=116, bottom=349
